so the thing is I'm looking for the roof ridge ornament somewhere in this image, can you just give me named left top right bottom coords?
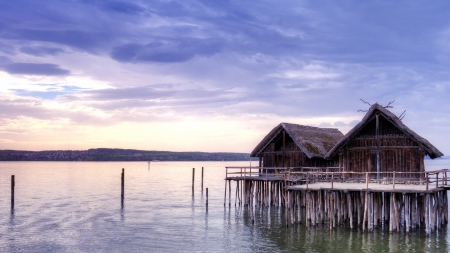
left=357, top=99, right=405, bottom=120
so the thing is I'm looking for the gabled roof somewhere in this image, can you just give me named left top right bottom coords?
left=325, top=103, right=444, bottom=159
left=250, top=123, right=344, bottom=159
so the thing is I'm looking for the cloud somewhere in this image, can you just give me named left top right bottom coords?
left=12, top=85, right=83, bottom=100
left=103, top=1, right=146, bottom=15
left=0, top=93, right=114, bottom=126
left=0, top=42, right=15, bottom=55
left=0, top=63, right=70, bottom=76
left=60, top=84, right=244, bottom=116
left=110, top=38, right=223, bottom=63
left=333, top=121, right=347, bottom=127
left=4, top=29, right=110, bottom=52
left=0, top=56, right=12, bottom=64
left=19, top=46, right=64, bottom=56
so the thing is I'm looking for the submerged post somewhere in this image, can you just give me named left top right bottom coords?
left=224, top=179, right=227, bottom=207
left=11, top=175, right=15, bottom=210
left=201, top=167, right=204, bottom=194
left=121, top=168, right=124, bottom=205
left=206, top=188, right=209, bottom=206
left=192, top=168, right=195, bottom=190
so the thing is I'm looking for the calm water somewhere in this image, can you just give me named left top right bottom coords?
left=0, top=159, right=449, bottom=252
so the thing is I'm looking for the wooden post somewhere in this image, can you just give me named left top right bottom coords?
left=369, top=192, right=373, bottom=231
left=363, top=191, right=368, bottom=231
left=201, top=167, right=204, bottom=194
left=425, top=194, right=430, bottom=235
left=393, top=171, right=395, bottom=190
left=11, top=175, right=15, bottom=210
left=286, top=190, right=290, bottom=228
left=405, top=194, right=410, bottom=233
left=306, top=172, right=309, bottom=189
left=240, top=180, right=243, bottom=206
left=436, top=173, right=438, bottom=188
left=224, top=179, right=227, bottom=207
left=235, top=181, right=238, bottom=206
left=121, top=169, right=124, bottom=205
left=389, top=193, right=394, bottom=233
left=228, top=180, right=231, bottom=207
left=393, top=193, right=399, bottom=232
left=426, top=173, right=429, bottom=191
left=347, top=193, right=353, bottom=229
left=192, top=168, right=195, bottom=190
left=206, top=188, right=209, bottom=206
left=444, top=170, right=447, bottom=185
left=331, top=173, right=334, bottom=189
left=366, top=172, right=369, bottom=189
left=376, top=113, right=380, bottom=180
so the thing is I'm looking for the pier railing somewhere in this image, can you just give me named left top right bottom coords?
left=225, top=166, right=450, bottom=188
left=225, top=166, right=340, bottom=180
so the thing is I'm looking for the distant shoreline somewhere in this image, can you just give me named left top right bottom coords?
left=0, top=148, right=257, bottom=162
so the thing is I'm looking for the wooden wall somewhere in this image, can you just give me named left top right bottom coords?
left=339, top=115, right=425, bottom=178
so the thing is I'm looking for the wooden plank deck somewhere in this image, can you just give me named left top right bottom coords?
left=286, top=181, right=443, bottom=193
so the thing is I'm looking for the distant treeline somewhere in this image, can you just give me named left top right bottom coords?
left=0, top=148, right=256, bottom=161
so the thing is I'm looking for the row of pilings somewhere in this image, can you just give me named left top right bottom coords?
left=287, top=190, right=448, bottom=234
left=225, top=178, right=449, bottom=234
left=225, top=179, right=288, bottom=208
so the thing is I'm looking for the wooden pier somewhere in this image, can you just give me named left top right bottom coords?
left=225, top=166, right=450, bottom=234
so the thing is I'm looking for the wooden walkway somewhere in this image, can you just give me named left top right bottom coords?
left=224, top=166, right=450, bottom=234
left=287, top=181, right=442, bottom=193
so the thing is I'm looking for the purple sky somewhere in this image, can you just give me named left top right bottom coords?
left=0, top=1, right=449, bottom=154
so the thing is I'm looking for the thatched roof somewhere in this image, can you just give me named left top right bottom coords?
left=325, top=103, right=444, bottom=159
left=250, top=123, right=344, bottom=159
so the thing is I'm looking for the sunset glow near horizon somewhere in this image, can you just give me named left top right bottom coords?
left=1, top=1, right=450, bottom=154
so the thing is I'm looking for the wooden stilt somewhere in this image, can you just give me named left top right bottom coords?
left=11, top=175, right=15, bottom=210
left=389, top=193, right=394, bottom=233
left=206, top=188, right=209, bottom=206
left=405, top=194, right=410, bottom=233
left=224, top=179, right=227, bottom=207
left=235, top=181, right=238, bottom=206
left=425, top=194, right=430, bottom=235
left=192, top=168, right=195, bottom=190
left=121, top=168, right=124, bottom=207
left=298, top=191, right=302, bottom=223
left=347, top=193, right=353, bottom=229
left=393, top=193, right=400, bottom=232
left=369, top=192, right=373, bottom=231
left=363, top=191, right=368, bottom=231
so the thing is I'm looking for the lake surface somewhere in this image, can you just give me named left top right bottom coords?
left=1, top=159, right=450, bottom=252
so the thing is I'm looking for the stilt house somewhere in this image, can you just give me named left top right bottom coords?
left=250, top=123, right=344, bottom=168
left=325, top=103, right=443, bottom=179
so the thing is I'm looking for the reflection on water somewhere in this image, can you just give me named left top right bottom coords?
left=232, top=205, right=450, bottom=252
left=0, top=159, right=449, bottom=252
